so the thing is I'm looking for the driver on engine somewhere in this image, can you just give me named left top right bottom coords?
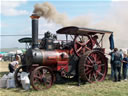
left=40, top=31, right=51, bottom=49
left=92, top=35, right=100, bottom=47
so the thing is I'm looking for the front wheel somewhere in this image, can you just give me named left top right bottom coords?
left=30, top=66, right=54, bottom=90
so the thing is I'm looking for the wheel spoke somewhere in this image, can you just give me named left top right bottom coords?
left=84, top=64, right=93, bottom=68
left=93, top=54, right=97, bottom=61
left=76, top=41, right=82, bottom=45
left=93, top=73, right=98, bottom=81
left=85, top=69, right=92, bottom=75
left=88, top=74, right=91, bottom=81
left=89, top=72, right=94, bottom=81
left=84, top=46, right=91, bottom=50
left=76, top=46, right=82, bottom=53
left=100, top=64, right=105, bottom=66
left=44, top=76, right=52, bottom=88
left=41, top=69, right=47, bottom=77
left=97, top=61, right=101, bottom=64
left=36, top=70, right=41, bottom=76
left=33, top=78, right=40, bottom=83
left=34, top=75, right=42, bottom=80
left=46, top=79, right=52, bottom=84
left=87, top=57, right=94, bottom=64
left=82, top=39, right=90, bottom=46
left=96, top=71, right=104, bottom=76
left=85, top=68, right=89, bottom=72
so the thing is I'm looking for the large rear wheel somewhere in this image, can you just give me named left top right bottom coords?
left=79, top=50, right=108, bottom=83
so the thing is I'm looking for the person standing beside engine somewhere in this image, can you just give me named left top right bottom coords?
left=112, top=48, right=122, bottom=82
left=119, top=49, right=124, bottom=59
left=109, top=50, right=114, bottom=79
left=122, top=54, right=128, bottom=80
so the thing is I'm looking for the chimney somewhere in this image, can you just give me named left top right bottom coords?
left=30, top=13, right=40, bottom=49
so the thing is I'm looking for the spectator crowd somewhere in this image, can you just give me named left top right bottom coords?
left=109, top=48, right=128, bottom=82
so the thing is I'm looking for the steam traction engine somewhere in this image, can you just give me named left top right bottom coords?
left=15, top=14, right=113, bottom=90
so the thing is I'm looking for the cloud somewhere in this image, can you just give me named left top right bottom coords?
left=0, top=0, right=28, bottom=16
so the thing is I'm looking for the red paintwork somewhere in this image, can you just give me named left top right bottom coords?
left=40, top=49, right=69, bottom=72
left=57, top=61, right=68, bottom=72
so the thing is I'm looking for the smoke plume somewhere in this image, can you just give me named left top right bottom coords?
left=33, top=2, right=91, bottom=27
left=91, top=1, right=128, bottom=48
left=33, top=2, right=128, bottom=48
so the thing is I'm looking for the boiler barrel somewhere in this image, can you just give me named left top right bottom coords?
left=26, top=49, right=69, bottom=66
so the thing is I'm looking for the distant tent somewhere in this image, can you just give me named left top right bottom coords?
left=109, top=33, right=115, bottom=50
left=0, top=52, right=7, bottom=55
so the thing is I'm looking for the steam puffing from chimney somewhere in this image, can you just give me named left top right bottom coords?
left=33, top=2, right=90, bottom=27
left=33, top=1, right=128, bottom=48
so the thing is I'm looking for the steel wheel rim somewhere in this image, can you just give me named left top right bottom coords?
left=30, top=66, right=54, bottom=90
left=84, top=51, right=107, bottom=83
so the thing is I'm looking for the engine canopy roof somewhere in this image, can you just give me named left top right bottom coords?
left=56, top=26, right=113, bottom=35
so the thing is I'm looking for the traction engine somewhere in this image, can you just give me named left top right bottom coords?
left=15, top=13, right=113, bottom=90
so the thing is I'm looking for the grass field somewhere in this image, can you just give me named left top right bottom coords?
left=0, top=61, right=128, bottom=96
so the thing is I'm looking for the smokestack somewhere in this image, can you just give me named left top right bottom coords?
left=30, top=13, right=40, bottom=49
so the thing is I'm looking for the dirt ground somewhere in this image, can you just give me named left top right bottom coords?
left=0, top=61, right=9, bottom=72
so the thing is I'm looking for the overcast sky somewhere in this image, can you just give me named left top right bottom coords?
left=0, top=0, right=128, bottom=49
